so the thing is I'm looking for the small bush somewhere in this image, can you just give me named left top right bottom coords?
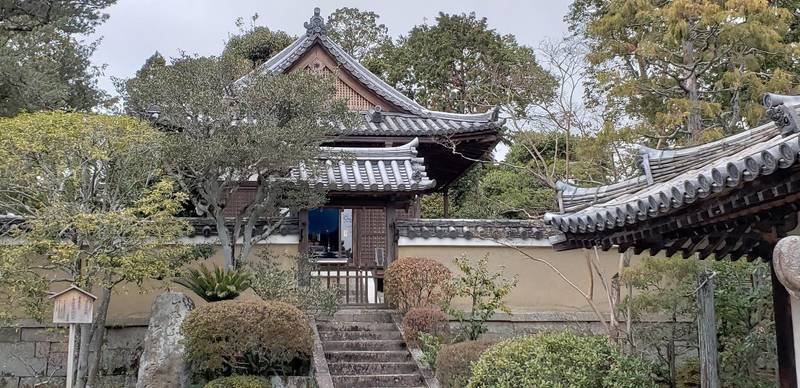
left=204, top=375, right=270, bottom=388
left=418, top=332, right=442, bottom=367
left=181, top=300, right=313, bottom=379
left=249, top=254, right=339, bottom=318
left=435, top=339, right=496, bottom=388
left=385, top=257, right=451, bottom=312
left=468, top=331, right=656, bottom=388
left=403, top=307, right=449, bottom=345
left=174, top=264, right=252, bottom=302
left=443, top=255, right=517, bottom=340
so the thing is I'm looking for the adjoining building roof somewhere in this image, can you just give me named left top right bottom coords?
left=235, top=7, right=503, bottom=137
left=293, top=138, right=436, bottom=192
left=396, top=218, right=556, bottom=241
left=545, top=94, right=800, bottom=259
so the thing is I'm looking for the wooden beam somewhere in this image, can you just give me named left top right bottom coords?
left=772, top=260, right=798, bottom=388
left=697, top=270, right=720, bottom=388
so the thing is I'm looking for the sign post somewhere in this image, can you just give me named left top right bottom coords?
left=50, top=285, right=96, bottom=388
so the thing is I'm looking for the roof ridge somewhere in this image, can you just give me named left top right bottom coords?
left=234, top=8, right=502, bottom=124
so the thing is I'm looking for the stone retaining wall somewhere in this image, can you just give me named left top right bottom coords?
left=0, top=324, right=146, bottom=388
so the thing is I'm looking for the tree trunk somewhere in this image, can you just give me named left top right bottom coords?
left=697, top=270, right=720, bottom=388
left=216, top=216, right=234, bottom=268
left=75, top=324, right=91, bottom=388
left=74, top=286, right=111, bottom=388
left=85, top=287, right=111, bottom=388
left=682, top=33, right=702, bottom=143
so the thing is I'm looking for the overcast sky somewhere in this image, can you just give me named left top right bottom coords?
left=89, top=0, right=573, bottom=96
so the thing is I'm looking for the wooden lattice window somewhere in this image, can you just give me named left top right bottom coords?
left=355, top=208, right=386, bottom=267
left=315, top=66, right=374, bottom=111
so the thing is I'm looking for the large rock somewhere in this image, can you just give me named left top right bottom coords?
left=136, top=292, right=194, bottom=388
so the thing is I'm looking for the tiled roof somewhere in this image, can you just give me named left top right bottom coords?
left=396, top=218, right=556, bottom=240
left=234, top=8, right=503, bottom=137
left=546, top=99, right=800, bottom=235
left=293, top=138, right=436, bottom=192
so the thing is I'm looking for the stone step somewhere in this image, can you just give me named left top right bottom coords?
left=323, top=340, right=406, bottom=351
left=325, top=350, right=413, bottom=363
left=320, top=330, right=403, bottom=341
left=332, top=373, right=424, bottom=387
left=317, top=321, right=397, bottom=332
left=328, top=361, right=419, bottom=375
left=331, top=311, right=394, bottom=323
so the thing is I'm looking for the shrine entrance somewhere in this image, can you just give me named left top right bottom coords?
left=301, top=206, right=397, bottom=305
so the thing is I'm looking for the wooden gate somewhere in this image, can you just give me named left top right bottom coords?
left=313, top=264, right=385, bottom=306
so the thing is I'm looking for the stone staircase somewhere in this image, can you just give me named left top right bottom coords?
left=318, top=308, right=426, bottom=387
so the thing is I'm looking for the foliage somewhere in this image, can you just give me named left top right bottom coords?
left=713, top=260, right=775, bottom=387
left=0, top=1, right=114, bottom=116
left=620, top=257, right=701, bottom=386
left=402, top=307, right=449, bottom=345
left=174, top=264, right=252, bottom=302
left=442, top=255, right=517, bottom=340
left=468, top=331, right=656, bottom=388
left=572, top=0, right=800, bottom=145
left=223, top=15, right=295, bottom=70
left=384, top=257, right=452, bottom=312
left=418, top=332, right=442, bottom=368
left=248, top=254, right=339, bottom=318
left=204, top=375, right=270, bottom=388
left=181, top=300, right=313, bottom=379
left=122, top=52, right=357, bottom=267
left=621, top=257, right=776, bottom=387
left=327, top=7, right=391, bottom=61
left=435, top=339, right=496, bottom=388
left=0, top=112, right=199, bottom=387
left=370, top=12, right=554, bottom=115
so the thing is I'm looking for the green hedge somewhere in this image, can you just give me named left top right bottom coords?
left=181, top=300, right=313, bottom=379
left=204, top=375, right=270, bottom=388
left=468, top=331, right=655, bottom=388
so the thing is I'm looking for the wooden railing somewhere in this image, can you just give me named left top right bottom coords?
left=311, top=264, right=385, bottom=306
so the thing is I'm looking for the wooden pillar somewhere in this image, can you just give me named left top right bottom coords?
left=697, top=270, right=720, bottom=388
left=385, top=206, right=396, bottom=266
left=298, top=209, right=309, bottom=255
left=442, top=187, right=450, bottom=218
left=772, top=262, right=798, bottom=388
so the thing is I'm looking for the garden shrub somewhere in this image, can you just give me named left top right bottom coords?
left=468, top=331, right=656, bottom=388
left=443, top=255, right=517, bottom=340
left=402, top=307, right=449, bottom=345
left=249, top=255, right=339, bottom=318
left=204, top=375, right=270, bottom=388
left=435, top=339, right=496, bottom=388
left=181, top=300, right=313, bottom=379
left=174, top=263, right=252, bottom=302
left=384, top=257, right=451, bottom=312
left=418, top=332, right=442, bottom=367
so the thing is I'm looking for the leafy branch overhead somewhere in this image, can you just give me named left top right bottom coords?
left=123, top=53, right=358, bottom=267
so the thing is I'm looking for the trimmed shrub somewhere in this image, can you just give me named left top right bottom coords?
left=435, top=339, right=496, bottom=388
left=204, top=375, right=270, bottom=388
left=385, top=257, right=451, bottom=312
left=402, top=307, right=449, bottom=345
left=468, top=331, right=656, bottom=388
left=181, top=300, right=313, bottom=379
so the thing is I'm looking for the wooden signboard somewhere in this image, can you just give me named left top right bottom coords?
left=50, top=285, right=96, bottom=324
left=50, top=285, right=96, bottom=388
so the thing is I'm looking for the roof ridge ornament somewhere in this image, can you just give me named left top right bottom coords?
left=763, top=92, right=800, bottom=136
left=304, top=7, right=326, bottom=36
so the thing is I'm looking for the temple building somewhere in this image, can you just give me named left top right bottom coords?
left=545, top=93, right=800, bottom=388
